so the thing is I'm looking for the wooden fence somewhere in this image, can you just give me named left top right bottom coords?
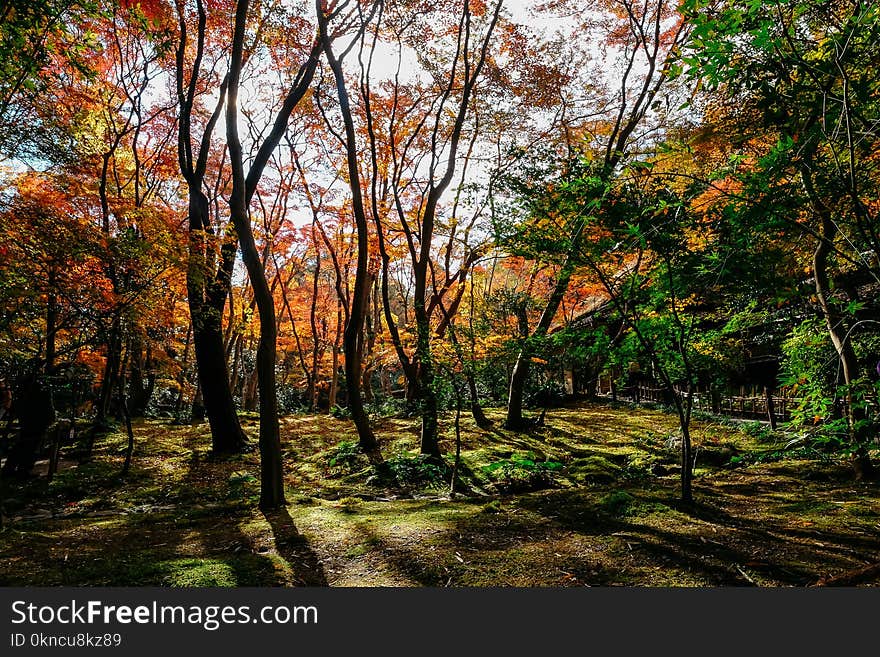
left=594, top=376, right=797, bottom=423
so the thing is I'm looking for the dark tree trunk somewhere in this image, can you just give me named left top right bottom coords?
left=319, top=9, right=381, bottom=459
left=329, top=305, right=342, bottom=412
left=45, top=268, right=58, bottom=374
left=710, top=386, right=721, bottom=414
left=243, top=367, right=258, bottom=412
left=186, top=189, right=249, bottom=453
left=507, top=277, right=570, bottom=430
left=119, top=374, right=135, bottom=477
left=128, top=340, right=155, bottom=418
left=416, top=363, right=439, bottom=457
left=96, top=315, right=123, bottom=429
left=2, top=374, right=54, bottom=476
left=192, top=316, right=248, bottom=447
left=467, top=373, right=492, bottom=429
left=450, top=376, right=463, bottom=498
left=191, top=384, right=205, bottom=422
left=308, top=228, right=322, bottom=411
left=679, top=413, right=693, bottom=504
left=174, top=0, right=247, bottom=452
left=228, top=0, right=304, bottom=508
left=414, top=305, right=440, bottom=457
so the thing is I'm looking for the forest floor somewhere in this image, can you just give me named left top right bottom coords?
left=1, top=401, right=879, bottom=587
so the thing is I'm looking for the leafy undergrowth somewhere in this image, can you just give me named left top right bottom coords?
left=1, top=402, right=878, bottom=587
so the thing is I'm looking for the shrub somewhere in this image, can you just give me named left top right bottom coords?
left=326, top=440, right=365, bottom=474
left=330, top=404, right=351, bottom=419
left=483, top=452, right=562, bottom=493
left=369, top=454, right=450, bottom=489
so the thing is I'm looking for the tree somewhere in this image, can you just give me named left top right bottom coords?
left=226, top=0, right=321, bottom=508
left=322, top=0, right=503, bottom=457
left=0, top=0, right=98, bottom=160
left=682, top=0, right=880, bottom=478
left=173, top=0, right=250, bottom=452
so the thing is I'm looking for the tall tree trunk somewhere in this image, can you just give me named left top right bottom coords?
left=227, top=0, right=284, bottom=509
left=764, top=385, right=777, bottom=430
left=467, top=372, right=491, bottom=429
left=670, top=385, right=694, bottom=505
left=174, top=323, right=192, bottom=417
left=243, top=367, right=259, bottom=412
left=319, top=8, right=380, bottom=458
left=45, top=267, right=57, bottom=374
left=186, top=189, right=248, bottom=452
left=128, top=339, right=155, bottom=418
left=803, top=167, right=875, bottom=480
left=119, top=370, right=135, bottom=477
left=308, top=224, right=321, bottom=411
left=174, top=0, right=247, bottom=452
left=329, top=303, right=342, bottom=412
left=465, top=275, right=492, bottom=428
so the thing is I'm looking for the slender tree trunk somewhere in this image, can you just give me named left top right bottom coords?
left=467, top=373, right=492, bottom=429
left=230, top=332, right=243, bottom=393
left=415, top=303, right=440, bottom=457
left=465, top=276, right=492, bottom=428
left=672, top=387, right=694, bottom=505
left=191, top=384, right=205, bottom=421
left=329, top=303, right=342, bottom=411
left=45, top=268, right=57, bottom=374
left=813, top=226, right=875, bottom=478
left=442, top=292, right=492, bottom=431
left=119, top=372, right=135, bottom=477
left=228, top=0, right=284, bottom=508
left=804, top=167, right=875, bottom=480
left=174, top=323, right=192, bottom=417
left=362, top=279, right=378, bottom=404
left=308, top=226, right=321, bottom=411
left=450, top=376, right=463, bottom=498
left=128, top=340, right=155, bottom=418
left=96, top=315, right=123, bottom=429
left=506, top=265, right=576, bottom=430
left=243, top=369, right=258, bottom=411
left=174, top=0, right=246, bottom=452
left=319, top=10, right=380, bottom=458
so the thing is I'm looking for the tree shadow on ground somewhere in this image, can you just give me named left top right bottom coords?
left=517, top=487, right=877, bottom=586
left=0, top=437, right=323, bottom=587
left=263, top=506, right=327, bottom=586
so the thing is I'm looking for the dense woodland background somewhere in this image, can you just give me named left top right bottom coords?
left=1, top=0, right=879, bottom=586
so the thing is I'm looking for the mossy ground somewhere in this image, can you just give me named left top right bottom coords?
left=1, top=402, right=878, bottom=586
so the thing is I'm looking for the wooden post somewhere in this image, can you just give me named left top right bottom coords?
left=765, top=386, right=777, bottom=429
left=47, top=423, right=61, bottom=481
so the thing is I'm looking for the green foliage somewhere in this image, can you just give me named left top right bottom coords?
left=365, top=396, right=406, bottom=419
left=483, top=452, right=563, bottom=493
left=326, top=440, right=365, bottom=474
left=599, top=491, right=636, bottom=516
left=780, top=319, right=844, bottom=438
left=370, top=454, right=450, bottom=489
left=0, top=0, right=100, bottom=159
left=330, top=404, right=351, bottom=419
left=491, top=149, right=613, bottom=263
left=226, top=472, right=258, bottom=503
left=739, top=421, right=774, bottom=443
